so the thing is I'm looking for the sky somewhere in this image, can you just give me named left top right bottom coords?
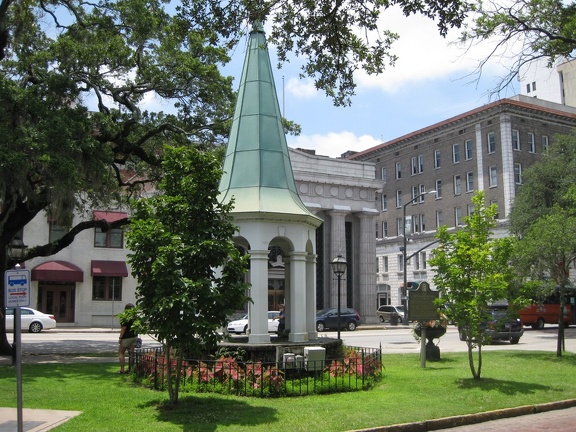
left=223, top=6, right=520, bottom=159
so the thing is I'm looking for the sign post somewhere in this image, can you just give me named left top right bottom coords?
left=5, top=267, right=30, bottom=432
left=408, top=282, right=439, bottom=368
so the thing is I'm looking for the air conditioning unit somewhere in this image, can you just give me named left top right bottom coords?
left=282, top=353, right=296, bottom=369
left=304, top=347, right=325, bottom=371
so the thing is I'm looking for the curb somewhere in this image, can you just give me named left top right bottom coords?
left=349, top=399, right=576, bottom=432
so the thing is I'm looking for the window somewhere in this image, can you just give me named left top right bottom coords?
left=453, top=144, right=460, bottom=163
left=94, top=227, right=123, bottom=248
left=514, top=163, right=523, bottom=184
left=381, top=167, right=387, bottom=182
left=395, top=162, right=402, bottom=180
left=421, top=252, right=427, bottom=269
left=415, top=253, right=420, bottom=270
left=528, top=133, right=535, bottom=153
left=434, top=180, right=442, bottom=199
left=411, top=155, right=424, bottom=175
left=466, top=172, right=474, bottom=192
left=49, top=223, right=68, bottom=243
left=467, top=204, right=475, bottom=216
left=512, top=129, right=520, bottom=150
left=382, top=221, right=388, bottom=238
left=454, top=207, right=463, bottom=226
left=412, top=214, right=425, bottom=233
left=92, top=276, right=122, bottom=301
left=489, top=166, right=498, bottom=187
left=434, top=150, right=441, bottom=169
left=436, top=210, right=444, bottom=228
left=412, top=185, right=419, bottom=202
left=487, top=132, right=496, bottom=154
left=465, top=139, right=473, bottom=160
left=396, top=190, right=403, bottom=208
left=526, top=83, right=531, bottom=93
left=396, top=218, right=403, bottom=236
left=453, top=175, right=461, bottom=195
left=381, top=194, right=387, bottom=211
left=383, top=256, right=389, bottom=273
left=398, top=254, right=404, bottom=272
left=542, top=135, right=549, bottom=152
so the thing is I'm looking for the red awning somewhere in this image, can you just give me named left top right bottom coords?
left=91, top=260, right=128, bottom=277
left=93, top=211, right=128, bottom=223
left=31, top=261, right=84, bottom=282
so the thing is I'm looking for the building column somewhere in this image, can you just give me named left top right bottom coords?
left=328, top=209, right=348, bottom=309
left=357, top=211, right=378, bottom=323
left=499, top=113, right=515, bottom=217
left=288, top=251, right=309, bottom=342
left=306, top=253, right=318, bottom=339
left=475, top=123, right=485, bottom=191
left=247, top=249, right=271, bottom=344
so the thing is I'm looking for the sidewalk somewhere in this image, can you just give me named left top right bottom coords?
left=0, top=408, right=82, bottom=432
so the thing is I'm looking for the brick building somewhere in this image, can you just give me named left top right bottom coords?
left=348, top=95, right=576, bottom=312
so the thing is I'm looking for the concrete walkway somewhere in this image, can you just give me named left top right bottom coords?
left=0, top=408, right=82, bottom=432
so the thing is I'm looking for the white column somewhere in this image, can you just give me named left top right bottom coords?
left=306, top=252, right=318, bottom=339
left=475, top=123, right=485, bottom=191
left=499, top=113, right=515, bottom=217
left=288, top=251, right=309, bottom=342
left=247, top=249, right=271, bottom=344
left=329, top=209, right=348, bottom=308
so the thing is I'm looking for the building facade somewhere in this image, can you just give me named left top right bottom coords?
left=17, top=148, right=381, bottom=328
left=348, top=95, right=576, bottom=311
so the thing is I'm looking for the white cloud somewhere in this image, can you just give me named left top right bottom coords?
left=285, top=77, right=317, bottom=98
left=287, top=131, right=381, bottom=158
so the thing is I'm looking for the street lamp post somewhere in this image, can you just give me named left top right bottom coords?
left=330, top=254, right=347, bottom=341
left=402, top=191, right=436, bottom=325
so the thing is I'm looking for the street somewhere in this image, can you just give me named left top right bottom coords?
left=5, top=324, right=576, bottom=356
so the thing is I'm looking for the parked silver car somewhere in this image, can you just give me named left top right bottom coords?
left=376, top=305, right=405, bottom=325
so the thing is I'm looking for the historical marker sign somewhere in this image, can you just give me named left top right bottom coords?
left=408, top=281, right=439, bottom=321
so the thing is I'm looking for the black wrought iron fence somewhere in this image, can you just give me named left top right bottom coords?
left=134, top=345, right=382, bottom=397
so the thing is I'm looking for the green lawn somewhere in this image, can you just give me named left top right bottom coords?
left=1, top=351, right=576, bottom=431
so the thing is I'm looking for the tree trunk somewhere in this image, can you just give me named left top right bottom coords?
left=165, top=341, right=175, bottom=404
left=467, top=340, right=482, bottom=379
left=0, top=248, right=14, bottom=356
left=557, top=280, right=567, bottom=357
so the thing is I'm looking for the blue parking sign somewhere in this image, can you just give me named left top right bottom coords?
left=4, top=269, right=30, bottom=307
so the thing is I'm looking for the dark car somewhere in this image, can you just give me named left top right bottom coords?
left=316, top=308, right=361, bottom=332
left=458, top=308, right=524, bottom=344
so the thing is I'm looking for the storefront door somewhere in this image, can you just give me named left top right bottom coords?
left=39, top=283, right=75, bottom=323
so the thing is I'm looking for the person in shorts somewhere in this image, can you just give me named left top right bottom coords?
left=118, top=303, right=138, bottom=374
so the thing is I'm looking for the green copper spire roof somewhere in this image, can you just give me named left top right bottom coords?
left=219, top=23, right=314, bottom=217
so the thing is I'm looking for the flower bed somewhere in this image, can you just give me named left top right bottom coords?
left=134, top=345, right=382, bottom=397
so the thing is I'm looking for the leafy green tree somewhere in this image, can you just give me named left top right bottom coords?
left=126, top=145, right=250, bottom=405
left=509, top=135, right=576, bottom=356
left=430, top=192, right=514, bottom=379
left=513, top=206, right=576, bottom=356
left=0, top=0, right=469, bottom=354
left=510, top=132, right=576, bottom=235
left=461, top=0, right=576, bottom=91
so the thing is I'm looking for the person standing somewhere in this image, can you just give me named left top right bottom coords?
left=277, top=304, right=286, bottom=335
left=118, top=303, right=138, bottom=374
